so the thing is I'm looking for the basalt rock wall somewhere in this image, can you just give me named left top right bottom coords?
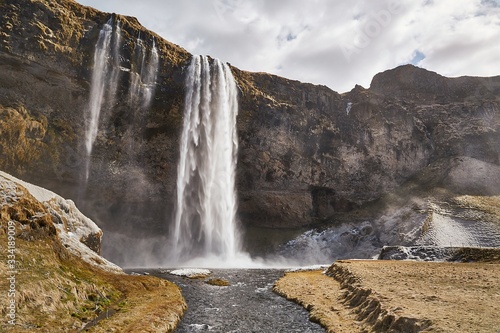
left=234, top=67, right=500, bottom=227
left=0, top=0, right=190, bottom=241
left=1, top=0, right=499, bottom=261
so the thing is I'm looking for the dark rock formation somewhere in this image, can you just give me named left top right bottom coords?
left=0, top=0, right=190, bottom=248
left=1, top=0, right=499, bottom=263
left=234, top=66, right=500, bottom=229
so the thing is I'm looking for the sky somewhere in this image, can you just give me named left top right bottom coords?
left=76, top=0, right=500, bottom=93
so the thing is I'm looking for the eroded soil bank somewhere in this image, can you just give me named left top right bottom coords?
left=274, top=260, right=500, bottom=333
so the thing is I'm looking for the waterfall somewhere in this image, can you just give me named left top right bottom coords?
left=170, top=55, right=246, bottom=266
left=84, top=19, right=158, bottom=182
left=129, top=34, right=159, bottom=110
left=84, top=18, right=114, bottom=181
left=107, top=20, right=122, bottom=108
left=141, top=39, right=159, bottom=109
left=128, top=36, right=146, bottom=107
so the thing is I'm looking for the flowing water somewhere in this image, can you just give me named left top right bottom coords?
left=169, top=56, right=248, bottom=266
left=85, top=18, right=115, bottom=181
left=140, top=38, right=159, bottom=109
left=84, top=20, right=158, bottom=182
left=107, top=20, right=122, bottom=109
left=136, top=268, right=324, bottom=333
left=128, top=35, right=159, bottom=109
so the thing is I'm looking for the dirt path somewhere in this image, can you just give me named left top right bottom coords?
left=274, top=260, right=500, bottom=333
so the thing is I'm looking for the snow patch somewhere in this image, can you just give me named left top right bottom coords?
left=169, top=268, right=212, bottom=278
left=286, top=264, right=330, bottom=272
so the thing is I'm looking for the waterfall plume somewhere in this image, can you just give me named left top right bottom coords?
left=169, top=55, right=249, bottom=266
left=128, top=34, right=159, bottom=109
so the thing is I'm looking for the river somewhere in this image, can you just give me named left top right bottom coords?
left=133, top=268, right=324, bottom=332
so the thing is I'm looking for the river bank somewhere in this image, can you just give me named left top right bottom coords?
left=274, top=260, right=500, bottom=332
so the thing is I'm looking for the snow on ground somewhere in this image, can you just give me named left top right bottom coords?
left=418, top=212, right=477, bottom=247
left=286, top=265, right=330, bottom=272
left=169, top=268, right=212, bottom=278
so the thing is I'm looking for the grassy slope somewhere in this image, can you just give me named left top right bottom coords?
left=0, top=180, right=186, bottom=332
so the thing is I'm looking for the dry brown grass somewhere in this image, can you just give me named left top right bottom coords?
left=453, top=195, right=500, bottom=219
left=0, top=181, right=186, bottom=332
left=205, top=278, right=231, bottom=287
left=0, top=237, right=186, bottom=333
left=274, top=270, right=362, bottom=333
left=275, top=260, right=500, bottom=333
left=0, top=105, right=48, bottom=173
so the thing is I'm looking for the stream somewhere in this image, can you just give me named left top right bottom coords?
left=134, top=268, right=324, bottom=332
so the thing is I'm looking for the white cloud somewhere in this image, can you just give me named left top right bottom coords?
left=77, top=0, right=500, bottom=92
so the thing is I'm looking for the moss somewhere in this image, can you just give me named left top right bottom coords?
left=0, top=104, right=49, bottom=174
left=205, top=278, right=230, bottom=287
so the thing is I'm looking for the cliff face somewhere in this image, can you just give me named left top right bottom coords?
left=234, top=67, right=500, bottom=227
left=1, top=0, right=499, bottom=262
left=0, top=0, right=190, bottom=244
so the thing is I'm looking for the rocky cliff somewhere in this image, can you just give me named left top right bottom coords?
left=1, top=0, right=499, bottom=264
left=0, top=0, right=191, bottom=263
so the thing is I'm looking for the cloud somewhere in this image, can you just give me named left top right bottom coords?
left=77, top=0, right=500, bottom=92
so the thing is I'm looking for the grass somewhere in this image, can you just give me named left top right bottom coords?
left=0, top=179, right=186, bottom=332
left=205, top=278, right=231, bottom=287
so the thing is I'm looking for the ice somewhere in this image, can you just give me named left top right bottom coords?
left=169, top=268, right=212, bottom=278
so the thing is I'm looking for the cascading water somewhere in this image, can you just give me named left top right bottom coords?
left=125, top=35, right=159, bottom=157
left=141, top=39, right=159, bottom=109
left=84, top=18, right=115, bottom=181
left=128, top=34, right=159, bottom=110
left=170, top=55, right=249, bottom=266
left=129, top=35, right=146, bottom=108
left=107, top=20, right=122, bottom=107
left=84, top=19, right=158, bottom=182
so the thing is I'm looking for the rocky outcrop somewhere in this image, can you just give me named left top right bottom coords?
left=0, top=0, right=190, bottom=254
left=0, top=170, right=122, bottom=272
left=272, top=165, right=500, bottom=265
left=379, top=246, right=500, bottom=262
left=0, top=171, right=186, bottom=332
left=1, top=0, right=499, bottom=263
